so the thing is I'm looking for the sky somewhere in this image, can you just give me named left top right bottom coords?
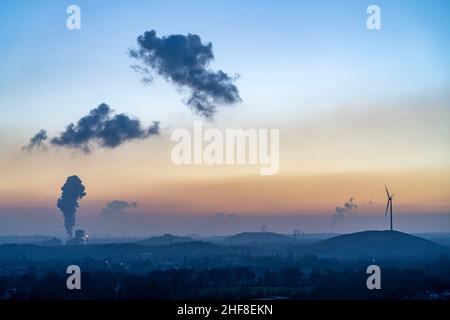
left=0, top=0, right=449, bottom=235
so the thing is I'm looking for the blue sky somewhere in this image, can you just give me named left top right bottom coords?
left=1, top=0, right=449, bottom=135
left=0, top=1, right=449, bottom=234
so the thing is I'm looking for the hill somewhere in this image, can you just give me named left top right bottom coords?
left=136, top=234, right=193, bottom=246
left=303, top=230, right=449, bottom=258
left=222, top=232, right=293, bottom=245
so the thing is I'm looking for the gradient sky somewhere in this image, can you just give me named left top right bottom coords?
left=0, top=0, right=449, bottom=234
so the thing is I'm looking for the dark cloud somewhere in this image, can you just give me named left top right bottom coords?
left=129, top=30, right=242, bottom=119
left=25, top=103, right=160, bottom=153
left=22, top=129, right=48, bottom=152
left=102, top=200, right=137, bottom=218
left=56, top=175, right=86, bottom=238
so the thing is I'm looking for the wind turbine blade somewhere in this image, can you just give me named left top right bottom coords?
left=385, top=185, right=390, bottom=197
left=385, top=200, right=390, bottom=216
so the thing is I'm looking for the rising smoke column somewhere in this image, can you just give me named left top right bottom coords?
left=57, top=175, right=87, bottom=238
left=334, top=197, right=358, bottom=218
left=331, top=197, right=359, bottom=231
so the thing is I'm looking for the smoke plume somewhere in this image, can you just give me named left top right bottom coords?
left=214, top=212, right=238, bottom=220
left=25, top=104, right=160, bottom=153
left=102, top=200, right=137, bottom=218
left=57, top=175, right=87, bottom=237
left=333, top=197, right=358, bottom=218
left=51, top=103, right=160, bottom=152
left=129, top=30, right=242, bottom=119
left=22, top=129, right=48, bottom=152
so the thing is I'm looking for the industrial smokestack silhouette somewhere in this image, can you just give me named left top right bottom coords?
left=385, top=185, right=394, bottom=231
left=57, top=175, right=87, bottom=238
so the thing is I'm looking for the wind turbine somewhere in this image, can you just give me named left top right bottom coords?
left=385, top=185, right=394, bottom=231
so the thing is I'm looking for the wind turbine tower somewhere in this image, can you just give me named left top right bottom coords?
left=385, top=186, right=394, bottom=231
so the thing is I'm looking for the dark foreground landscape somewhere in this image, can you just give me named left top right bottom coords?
left=0, top=231, right=449, bottom=300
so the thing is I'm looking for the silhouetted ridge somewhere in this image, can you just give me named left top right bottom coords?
left=304, top=230, right=449, bottom=258
left=137, top=234, right=193, bottom=246
left=223, top=232, right=293, bottom=245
